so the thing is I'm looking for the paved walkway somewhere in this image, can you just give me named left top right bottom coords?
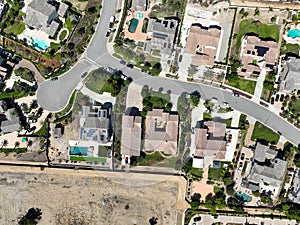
left=244, top=117, right=256, bottom=147
left=14, top=59, right=45, bottom=84
left=191, top=168, right=214, bottom=201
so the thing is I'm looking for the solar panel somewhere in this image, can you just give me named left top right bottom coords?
left=153, top=32, right=168, bottom=40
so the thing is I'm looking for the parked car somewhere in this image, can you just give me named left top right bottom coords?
left=120, top=60, right=126, bottom=65
left=277, top=131, right=282, bottom=135
left=193, top=216, right=201, bottom=222
left=270, top=97, right=274, bottom=105
left=227, top=134, right=232, bottom=142
left=191, top=127, right=195, bottom=134
left=238, top=162, right=243, bottom=171
left=232, top=92, right=239, bottom=97
left=275, top=94, right=280, bottom=101
left=81, top=72, right=88, bottom=78
left=273, top=88, right=277, bottom=95
left=280, top=94, right=285, bottom=102
left=241, top=153, right=245, bottom=160
left=51, top=77, right=58, bottom=81
left=127, top=63, right=134, bottom=68
left=106, top=30, right=110, bottom=37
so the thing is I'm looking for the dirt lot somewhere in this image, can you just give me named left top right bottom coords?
left=0, top=166, right=187, bottom=225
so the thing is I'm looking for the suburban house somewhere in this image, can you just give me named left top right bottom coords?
left=131, top=0, right=148, bottom=11
left=279, top=57, right=300, bottom=93
left=288, top=168, right=300, bottom=204
left=192, top=120, right=227, bottom=168
left=144, top=18, right=178, bottom=57
left=246, top=143, right=287, bottom=197
left=68, top=104, right=112, bottom=160
left=121, top=114, right=142, bottom=157
left=0, top=108, right=21, bottom=134
left=239, top=35, right=279, bottom=77
left=79, top=105, right=111, bottom=144
left=144, top=109, right=179, bottom=155
left=25, top=0, right=69, bottom=37
left=185, top=24, right=221, bottom=67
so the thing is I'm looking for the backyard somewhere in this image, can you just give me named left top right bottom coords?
left=150, top=0, right=186, bottom=19
left=226, top=73, right=256, bottom=94
left=69, top=156, right=107, bottom=163
left=251, top=121, right=280, bottom=144
left=235, top=19, right=280, bottom=53
left=281, top=43, right=300, bottom=56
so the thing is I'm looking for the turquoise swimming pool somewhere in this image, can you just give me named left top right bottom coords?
left=288, top=29, right=300, bottom=39
left=31, top=37, right=48, bottom=50
left=236, top=193, right=252, bottom=202
left=70, top=146, right=92, bottom=157
left=136, top=13, right=143, bottom=19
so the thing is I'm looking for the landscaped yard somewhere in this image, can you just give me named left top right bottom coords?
left=150, top=0, right=186, bottom=18
left=14, top=67, right=35, bottom=83
left=289, top=98, right=300, bottom=113
left=281, top=43, right=300, bottom=56
left=208, top=166, right=223, bottom=181
left=190, top=167, right=203, bottom=181
left=261, top=71, right=276, bottom=102
left=59, top=30, right=68, bottom=41
left=251, top=121, right=280, bottom=144
left=136, top=151, right=165, bottom=166
left=235, top=19, right=280, bottom=53
left=4, top=21, right=25, bottom=36
left=227, top=74, right=256, bottom=94
left=70, top=156, right=107, bottom=163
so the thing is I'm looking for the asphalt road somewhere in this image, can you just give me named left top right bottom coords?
left=36, top=0, right=300, bottom=146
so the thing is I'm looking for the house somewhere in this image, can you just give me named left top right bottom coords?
left=25, top=0, right=67, bottom=37
left=239, top=35, right=279, bottom=77
left=192, top=120, right=227, bottom=168
left=185, top=24, right=221, bottom=67
left=0, top=108, right=21, bottom=134
left=279, top=57, right=300, bottom=93
left=80, top=105, right=111, bottom=144
left=246, top=143, right=287, bottom=197
left=143, top=18, right=178, bottom=57
left=121, top=115, right=142, bottom=157
left=144, top=109, right=179, bottom=155
left=131, top=0, right=148, bottom=11
left=0, top=0, right=7, bottom=18
left=288, top=168, right=300, bottom=204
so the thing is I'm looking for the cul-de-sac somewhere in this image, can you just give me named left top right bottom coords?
left=1, top=0, right=300, bottom=224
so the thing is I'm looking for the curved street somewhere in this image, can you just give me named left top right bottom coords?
left=36, top=0, right=300, bottom=146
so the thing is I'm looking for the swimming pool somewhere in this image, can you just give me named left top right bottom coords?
left=136, top=13, right=143, bottom=19
left=70, top=146, right=92, bottom=157
left=128, top=18, right=139, bottom=33
left=31, top=37, right=48, bottom=50
left=288, top=29, right=300, bottom=39
left=236, top=193, right=252, bottom=202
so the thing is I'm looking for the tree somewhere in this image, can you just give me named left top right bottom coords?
left=18, top=208, right=42, bottom=225
left=254, top=7, right=260, bottom=16
left=190, top=91, right=201, bottom=107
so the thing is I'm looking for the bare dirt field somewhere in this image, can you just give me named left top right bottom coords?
left=0, top=166, right=187, bottom=225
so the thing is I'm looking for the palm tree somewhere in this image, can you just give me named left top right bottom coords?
left=14, top=141, right=20, bottom=150
left=1, top=140, right=8, bottom=149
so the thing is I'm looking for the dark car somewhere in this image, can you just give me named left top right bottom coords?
left=51, top=77, right=58, bottom=81
left=125, top=157, right=129, bottom=164
left=280, top=94, right=285, bottom=102
left=120, top=60, right=126, bottom=65
left=275, top=94, right=280, bottom=101
left=81, top=72, right=88, bottom=78
left=241, top=153, right=245, bottom=160
left=12, top=55, right=22, bottom=62
left=273, top=88, right=277, bottom=95
left=277, top=131, right=282, bottom=135
left=193, top=216, right=201, bottom=222
left=127, top=63, right=134, bottom=68
left=270, top=97, right=274, bottom=105
left=106, top=31, right=110, bottom=37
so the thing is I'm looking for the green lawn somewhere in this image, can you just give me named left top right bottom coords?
left=190, top=167, right=203, bottom=181
left=70, top=156, right=107, bottom=163
left=227, top=74, right=256, bottom=94
left=235, top=19, right=280, bottom=53
left=50, top=42, right=60, bottom=51
left=14, top=67, right=35, bottom=83
left=251, top=121, right=280, bottom=144
left=137, top=151, right=165, bottom=166
left=289, top=98, right=300, bottom=112
left=59, top=30, right=68, bottom=41
left=34, top=122, right=48, bottom=136
left=208, top=167, right=222, bottom=180
left=64, top=16, right=75, bottom=32
left=261, top=81, right=273, bottom=102
left=0, top=148, right=27, bottom=154
left=98, top=146, right=108, bottom=157
left=283, top=43, right=300, bottom=56
left=4, top=21, right=25, bottom=36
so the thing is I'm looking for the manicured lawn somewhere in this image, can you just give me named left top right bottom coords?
left=190, top=167, right=203, bottom=181
left=70, top=156, right=107, bottom=163
left=142, top=18, right=149, bottom=33
left=50, top=42, right=60, bottom=51
left=227, top=75, right=256, bottom=94
left=64, top=16, right=76, bottom=32
left=98, top=146, right=108, bottom=157
left=59, top=30, right=68, bottom=41
left=289, top=98, right=300, bottom=112
left=284, top=44, right=300, bottom=56
left=4, top=21, right=25, bottom=36
left=208, top=167, right=222, bottom=180
left=0, top=148, right=27, bottom=154
left=34, top=122, right=48, bottom=136
left=251, top=121, right=280, bottom=144
left=235, top=19, right=280, bottom=53
left=137, top=151, right=165, bottom=166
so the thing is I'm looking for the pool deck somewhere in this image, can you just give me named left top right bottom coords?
left=123, top=10, right=151, bottom=42
left=69, top=140, right=111, bottom=158
left=283, top=24, right=300, bottom=46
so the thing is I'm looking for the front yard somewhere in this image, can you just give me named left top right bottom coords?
left=227, top=74, right=256, bottom=94
left=251, top=121, right=280, bottom=144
